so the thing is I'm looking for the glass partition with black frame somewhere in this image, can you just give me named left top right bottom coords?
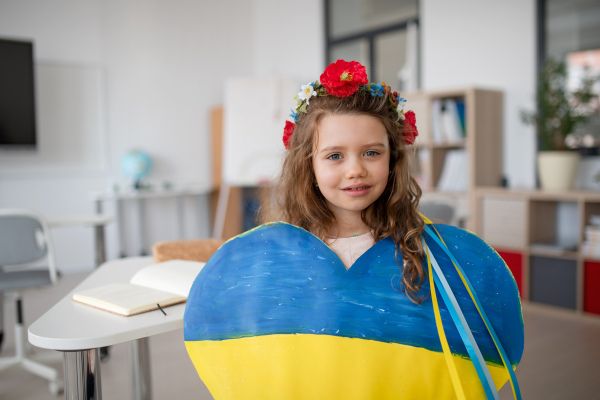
left=324, top=0, right=420, bottom=90
left=539, top=0, right=600, bottom=153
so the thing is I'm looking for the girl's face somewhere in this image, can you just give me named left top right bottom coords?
left=312, top=114, right=390, bottom=223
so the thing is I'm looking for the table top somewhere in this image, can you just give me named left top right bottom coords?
left=90, top=185, right=214, bottom=201
left=46, top=214, right=113, bottom=228
left=28, top=257, right=186, bottom=351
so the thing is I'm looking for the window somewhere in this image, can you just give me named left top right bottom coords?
left=325, top=0, right=419, bottom=90
left=538, top=0, right=600, bottom=147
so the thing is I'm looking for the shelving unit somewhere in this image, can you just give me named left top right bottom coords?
left=404, top=88, right=504, bottom=230
left=474, top=186, right=600, bottom=317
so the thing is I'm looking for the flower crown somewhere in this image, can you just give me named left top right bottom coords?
left=283, top=59, right=418, bottom=149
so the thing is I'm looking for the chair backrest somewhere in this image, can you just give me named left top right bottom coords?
left=0, top=209, right=58, bottom=284
left=152, top=239, right=225, bottom=263
left=419, top=202, right=455, bottom=225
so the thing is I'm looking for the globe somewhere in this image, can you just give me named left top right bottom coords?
left=121, top=150, right=152, bottom=187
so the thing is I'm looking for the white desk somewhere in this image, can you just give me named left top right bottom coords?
left=28, top=257, right=185, bottom=400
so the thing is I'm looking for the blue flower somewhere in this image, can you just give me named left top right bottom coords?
left=369, top=83, right=385, bottom=97
left=289, top=109, right=299, bottom=122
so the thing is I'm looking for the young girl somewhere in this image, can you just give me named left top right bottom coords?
left=260, top=59, right=425, bottom=302
left=184, top=60, right=523, bottom=400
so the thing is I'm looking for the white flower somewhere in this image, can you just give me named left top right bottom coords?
left=396, top=97, right=407, bottom=121
left=397, top=97, right=407, bottom=112
left=297, top=83, right=317, bottom=104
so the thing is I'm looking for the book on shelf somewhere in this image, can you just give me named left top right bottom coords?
left=455, top=100, right=466, bottom=134
left=440, top=99, right=465, bottom=141
left=585, top=224, right=600, bottom=241
left=582, top=224, right=600, bottom=258
left=436, top=149, right=468, bottom=192
left=430, top=98, right=466, bottom=143
left=582, top=241, right=600, bottom=259
left=72, top=259, right=206, bottom=317
left=430, top=98, right=444, bottom=143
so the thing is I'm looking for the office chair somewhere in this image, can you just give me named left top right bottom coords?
left=419, top=200, right=456, bottom=225
left=0, top=209, right=63, bottom=394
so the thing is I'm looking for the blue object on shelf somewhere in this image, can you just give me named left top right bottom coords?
left=121, top=150, right=152, bottom=188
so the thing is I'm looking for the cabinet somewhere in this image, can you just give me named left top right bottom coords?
left=475, top=187, right=600, bottom=317
left=404, top=88, right=504, bottom=230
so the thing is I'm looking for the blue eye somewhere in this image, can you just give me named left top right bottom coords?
left=365, top=150, right=379, bottom=157
left=327, top=153, right=342, bottom=160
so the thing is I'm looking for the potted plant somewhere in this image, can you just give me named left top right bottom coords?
left=521, top=57, right=599, bottom=190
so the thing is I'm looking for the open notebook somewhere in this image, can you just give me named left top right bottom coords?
left=72, top=259, right=205, bottom=316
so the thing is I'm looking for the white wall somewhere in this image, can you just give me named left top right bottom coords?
left=421, top=0, right=538, bottom=189
left=252, top=0, right=324, bottom=82
left=0, top=0, right=323, bottom=273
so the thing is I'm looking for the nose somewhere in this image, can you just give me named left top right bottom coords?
left=345, top=157, right=367, bottom=179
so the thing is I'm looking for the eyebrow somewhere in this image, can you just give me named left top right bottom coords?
left=318, top=142, right=387, bottom=153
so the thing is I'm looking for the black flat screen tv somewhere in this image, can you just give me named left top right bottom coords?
left=0, top=38, right=36, bottom=150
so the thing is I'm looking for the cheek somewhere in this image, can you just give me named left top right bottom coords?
left=313, top=160, right=333, bottom=184
left=374, top=158, right=390, bottom=180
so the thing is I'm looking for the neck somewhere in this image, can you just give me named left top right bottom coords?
left=330, top=214, right=371, bottom=238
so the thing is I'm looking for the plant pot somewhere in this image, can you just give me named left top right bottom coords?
left=537, top=151, right=580, bottom=190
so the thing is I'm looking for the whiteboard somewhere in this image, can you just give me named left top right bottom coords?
left=222, top=77, right=299, bottom=186
left=0, top=62, right=105, bottom=173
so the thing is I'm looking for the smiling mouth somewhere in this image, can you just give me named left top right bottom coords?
left=343, top=186, right=370, bottom=191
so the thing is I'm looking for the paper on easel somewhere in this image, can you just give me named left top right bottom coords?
left=72, top=259, right=205, bottom=316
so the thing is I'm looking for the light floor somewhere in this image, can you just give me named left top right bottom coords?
left=1, top=272, right=600, bottom=400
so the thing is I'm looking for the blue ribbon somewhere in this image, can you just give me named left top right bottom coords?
left=424, top=224, right=522, bottom=400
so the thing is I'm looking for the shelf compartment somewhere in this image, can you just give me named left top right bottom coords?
left=529, top=256, right=577, bottom=310
left=481, top=196, right=526, bottom=249
left=529, top=200, right=580, bottom=252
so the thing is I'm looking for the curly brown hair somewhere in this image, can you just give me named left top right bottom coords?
left=259, top=90, right=427, bottom=303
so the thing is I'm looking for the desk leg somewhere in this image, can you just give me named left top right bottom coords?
left=137, top=199, right=148, bottom=256
left=63, top=349, right=102, bottom=400
left=94, top=225, right=107, bottom=268
left=176, top=195, right=185, bottom=239
left=116, top=198, right=126, bottom=258
left=128, top=337, right=152, bottom=400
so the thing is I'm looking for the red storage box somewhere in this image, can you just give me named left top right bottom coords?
left=584, top=261, right=600, bottom=315
left=496, top=250, right=523, bottom=297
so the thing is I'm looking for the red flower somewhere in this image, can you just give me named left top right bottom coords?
left=403, top=110, right=418, bottom=145
left=283, top=121, right=295, bottom=149
left=319, top=60, right=368, bottom=97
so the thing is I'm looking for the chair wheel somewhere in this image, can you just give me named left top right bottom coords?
left=49, top=380, right=64, bottom=396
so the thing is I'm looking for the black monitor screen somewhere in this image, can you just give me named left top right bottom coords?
left=0, top=38, right=36, bottom=149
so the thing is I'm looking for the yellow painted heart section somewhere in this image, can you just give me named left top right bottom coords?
left=186, top=334, right=509, bottom=400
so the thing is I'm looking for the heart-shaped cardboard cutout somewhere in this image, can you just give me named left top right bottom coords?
left=184, top=222, right=523, bottom=399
